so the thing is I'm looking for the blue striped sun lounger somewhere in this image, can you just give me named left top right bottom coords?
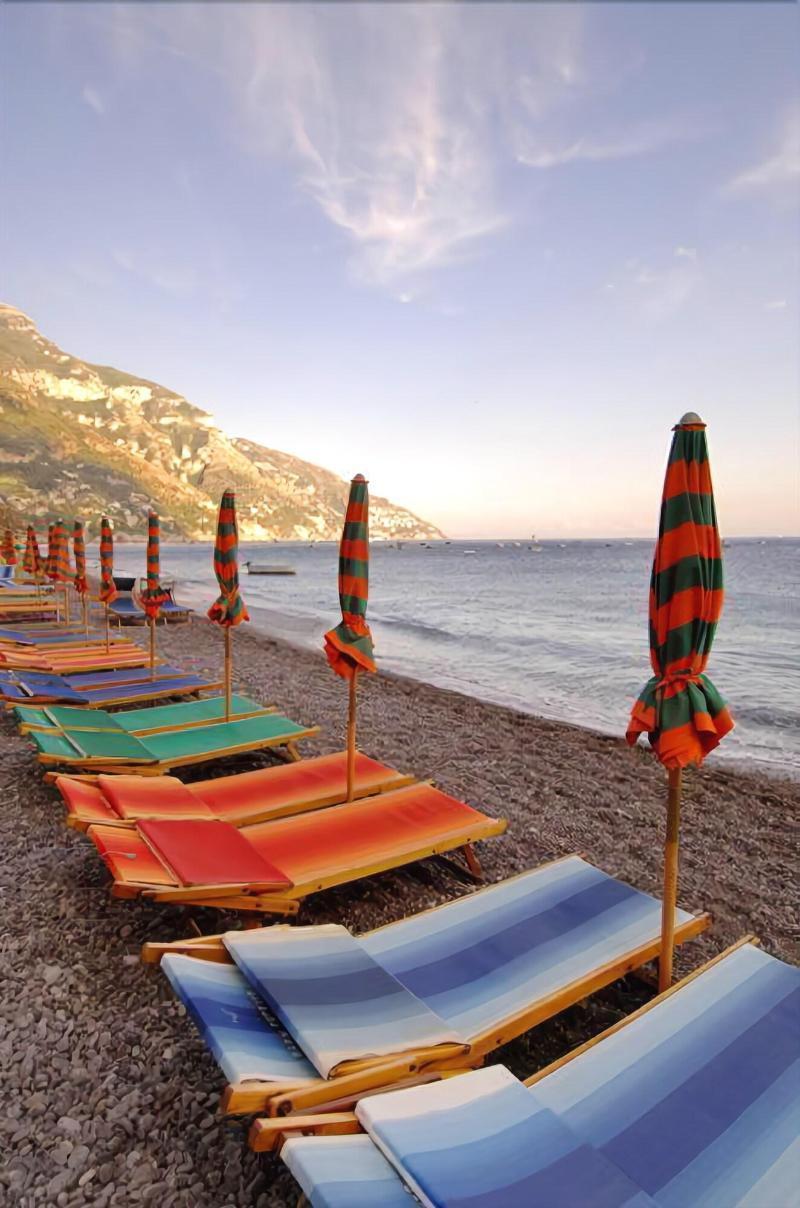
left=153, top=855, right=708, bottom=1116
left=1, top=672, right=213, bottom=707
left=279, top=940, right=800, bottom=1208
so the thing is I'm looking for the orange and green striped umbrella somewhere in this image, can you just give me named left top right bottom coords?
left=73, top=520, right=89, bottom=595
left=627, top=413, right=733, bottom=769
left=47, top=520, right=71, bottom=583
left=2, top=529, right=17, bottom=565
left=207, top=490, right=249, bottom=627
left=23, top=525, right=42, bottom=577
left=98, top=517, right=118, bottom=604
left=140, top=511, right=169, bottom=619
left=324, top=474, right=376, bottom=679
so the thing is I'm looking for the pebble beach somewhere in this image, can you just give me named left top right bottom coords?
left=2, top=618, right=798, bottom=1207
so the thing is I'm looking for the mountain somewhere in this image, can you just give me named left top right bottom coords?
left=0, top=303, right=443, bottom=542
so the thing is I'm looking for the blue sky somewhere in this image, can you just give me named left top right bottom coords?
left=2, top=2, right=798, bottom=537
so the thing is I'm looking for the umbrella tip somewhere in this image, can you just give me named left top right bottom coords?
left=678, top=411, right=703, bottom=425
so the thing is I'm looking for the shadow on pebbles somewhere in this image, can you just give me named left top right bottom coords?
left=1, top=621, right=797, bottom=1205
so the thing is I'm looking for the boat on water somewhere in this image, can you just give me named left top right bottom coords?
left=243, top=562, right=296, bottom=576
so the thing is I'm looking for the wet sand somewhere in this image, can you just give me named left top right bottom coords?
left=1, top=618, right=797, bottom=1206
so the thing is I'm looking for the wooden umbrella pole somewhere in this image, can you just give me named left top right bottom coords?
left=346, top=670, right=358, bottom=802
left=659, top=766, right=683, bottom=992
left=224, top=627, right=232, bottom=722
left=63, top=585, right=71, bottom=624
left=149, top=617, right=156, bottom=679
left=104, top=602, right=110, bottom=651
left=82, top=594, right=89, bottom=633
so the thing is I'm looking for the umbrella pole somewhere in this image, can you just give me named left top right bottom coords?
left=224, top=627, right=232, bottom=722
left=149, top=617, right=157, bottom=678
left=659, top=767, right=683, bottom=992
left=63, top=585, right=71, bottom=624
left=104, top=602, right=110, bottom=651
left=82, top=594, right=88, bottom=634
left=346, top=670, right=358, bottom=801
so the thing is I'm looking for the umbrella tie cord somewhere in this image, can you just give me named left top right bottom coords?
left=656, top=670, right=703, bottom=691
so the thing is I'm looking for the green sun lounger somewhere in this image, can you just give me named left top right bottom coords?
left=15, top=694, right=270, bottom=734
left=27, top=712, right=318, bottom=773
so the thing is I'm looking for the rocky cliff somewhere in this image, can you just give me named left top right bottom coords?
left=0, top=303, right=443, bottom=541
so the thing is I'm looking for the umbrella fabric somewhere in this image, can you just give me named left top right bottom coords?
left=627, top=417, right=733, bottom=769
left=98, top=518, right=118, bottom=605
left=140, top=512, right=169, bottom=619
left=23, top=526, right=42, bottom=577
left=73, top=521, right=89, bottom=595
left=207, top=490, right=249, bottom=627
left=47, top=521, right=71, bottom=583
left=2, top=529, right=17, bottom=565
left=324, top=474, right=377, bottom=679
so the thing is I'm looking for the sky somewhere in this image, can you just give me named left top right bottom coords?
left=1, top=2, right=798, bottom=538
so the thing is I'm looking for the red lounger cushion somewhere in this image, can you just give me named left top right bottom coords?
left=138, top=819, right=294, bottom=890
left=191, top=751, right=405, bottom=821
left=98, top=774, right=214, bottom=820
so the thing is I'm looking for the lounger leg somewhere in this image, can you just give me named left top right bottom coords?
left=463, top=843, right=483, bottom=880
left=284, top=741, right=301, bottom=762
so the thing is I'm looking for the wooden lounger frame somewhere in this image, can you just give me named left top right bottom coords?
left=248, top=933, right=749, bottom=1157
left=142, top=854, right=711, bottom=1124
left=34, top=723, right=319, bottom=774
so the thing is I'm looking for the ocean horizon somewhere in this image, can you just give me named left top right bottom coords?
left=107, top=537, right=800, bottom=781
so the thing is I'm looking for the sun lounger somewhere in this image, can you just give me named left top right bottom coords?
left=25, top=710, right=318, bottom=773
left=1, top=671, right=220, bottom=709
left=159, top=588, right=193, bottom=623
left=15, top=693, right=273, bottom=733
left=142, top=855, right=709, bottom=1116
left=90, top=782, right=505, bottom=915
left=276, top=939, right=799, bottom=1207
left=0, top=646, right=151, bottom=673
left=110, top=596, right=146, bottom=624
left=56, top=751, right=415, bottom=830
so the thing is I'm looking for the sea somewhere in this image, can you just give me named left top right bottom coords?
left=109, top=538, right=799, bottom=780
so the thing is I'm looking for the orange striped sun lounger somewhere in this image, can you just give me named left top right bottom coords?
left=56, top=751, right=416, bottom=830
left=0, top=646, right=151, bottom=674
left=84, top=782, right=506, bottom=915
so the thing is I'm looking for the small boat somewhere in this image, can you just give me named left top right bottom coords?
left=463, top=549, right=477, bottom=556
left=244, top=562, right=296, bottom=576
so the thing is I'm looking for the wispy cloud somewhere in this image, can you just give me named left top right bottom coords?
left=81, top=85, right=105, bottom=116
left=609, top=248, right=702, bottom=320
left=515, top=120, right=692, bottom=170
left=726, top=104, right=799, bottom=203
left=765, top=298, right=788, bottom=311
left=112, top=247, right=196, bottom=295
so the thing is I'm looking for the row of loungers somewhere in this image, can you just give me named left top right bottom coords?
left=4, top=618, right=795, bottom=1204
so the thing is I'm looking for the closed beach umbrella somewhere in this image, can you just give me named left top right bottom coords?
left=141, top=511, right=169, bottom=674
left=627, top=412, right=733, bottom=989
left=47, top=520, right=72, bottom=622
left=23, top=525, right=42, bottom=579
left=2, top=529, right=17, bottom=566
left=98, top=517, right=118, bottom=649
left=73, top=520, right=89, bottom=630
left=324, top=474, right=377, bottom=799
left=208, top=489, right=249, bottom=719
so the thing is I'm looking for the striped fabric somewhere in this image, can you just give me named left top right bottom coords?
left=72, top=520, right=88, bottom=595
left=98, top=518, right=117, bottom=604
left=225, top=926, right=461, bottom=1078
left=46, top=520, right=71, bottom=583
left=23, top=526, right=42, bottom=578
left=207, top=489, right=249, bottom=627
left=627, top=417, right=733, bottom=768
left=359, top=1066, right=654, bottom=1208
left=324, top=475, right=376, bottom=678
left=162, top=954, right=316, bottom=1085
left=140, top=512, right=168, bottom=619
left=298, top=943, right=798, bottom=1208
left=160, top=858, right=692, bottom=1090
left=2, top=529, right=17, bottom=566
